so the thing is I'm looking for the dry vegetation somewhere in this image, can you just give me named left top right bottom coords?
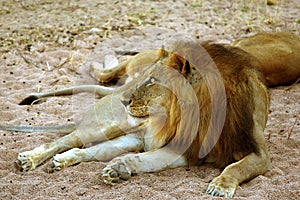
left=1, top=0, right=299, bottom=53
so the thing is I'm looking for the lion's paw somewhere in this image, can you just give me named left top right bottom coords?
left=206, top=175, right=238, bottom=198
left=48, top=155, right=66, bottom=173
left=15, top=151, right=38, bottom=172
left=102, top=158, right=132, bottom=185
left=90, top=61, right=116, bottom=83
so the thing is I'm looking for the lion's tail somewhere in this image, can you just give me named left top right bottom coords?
left=0, top=124, right=76, bottom=134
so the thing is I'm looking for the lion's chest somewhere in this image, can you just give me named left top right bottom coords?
left=143, top=117, right=169, bottom=151
left=143, top=129, right=165, bottom=151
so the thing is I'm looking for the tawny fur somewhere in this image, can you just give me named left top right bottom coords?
left=231, top=32, right=300, bottom=86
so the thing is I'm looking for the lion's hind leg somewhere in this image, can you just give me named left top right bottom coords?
left=102, top=148, right=187, bottom=185
left=48, top=134, right=143, bottom=172
left=90, top=49, right=165, bottom=83
left=90, top=58, right=128, bottom=83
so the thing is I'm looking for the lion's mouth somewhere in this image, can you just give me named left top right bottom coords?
left=126, top=106, right=149, bottom=118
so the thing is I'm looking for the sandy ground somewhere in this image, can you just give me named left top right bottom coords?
left=0, top=0, right=299, bottom=199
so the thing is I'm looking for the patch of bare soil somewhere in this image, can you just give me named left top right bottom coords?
left=0, top=0, right=299, bottom=199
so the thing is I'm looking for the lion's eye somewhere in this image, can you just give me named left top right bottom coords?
left=145, top=76, right=157, bottom=86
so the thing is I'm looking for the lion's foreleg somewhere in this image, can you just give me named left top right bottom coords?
left=102, top=148, right=187, bottom=185
left=48, top=134, right=144, bottom=172
left=206, top=149, right=270, bottom=198
left=16, top=131, right=83, bottom=171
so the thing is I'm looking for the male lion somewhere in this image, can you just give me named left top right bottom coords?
left=100, top=42, right=271, bottom=198
left=3, top=32, right=299, bottom=197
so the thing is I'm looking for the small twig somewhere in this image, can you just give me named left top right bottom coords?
left=46, top=61, right=52, bottom=71
left=285, top=77, right=300, bottom=91
left=16, top=48, right=40, bottom=68
left=55, top=53, right=73, bottom=69
left=267, top=132, right=271, bottom=140
left=287, top=117, right=298, bottom=139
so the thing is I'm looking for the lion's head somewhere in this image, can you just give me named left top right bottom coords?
left=120, top=49, right=198, bottom=118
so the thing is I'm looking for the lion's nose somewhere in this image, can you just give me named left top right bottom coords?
left=121, top=99, right=132, bottom=107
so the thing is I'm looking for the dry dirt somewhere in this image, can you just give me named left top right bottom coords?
left=0, top=0, right=299, bottom=199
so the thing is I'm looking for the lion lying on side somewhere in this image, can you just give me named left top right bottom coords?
left=1, top=32, right=299, bottom=198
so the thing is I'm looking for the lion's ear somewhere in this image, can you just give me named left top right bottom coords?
left=167, top=53, right=191, bottom=76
